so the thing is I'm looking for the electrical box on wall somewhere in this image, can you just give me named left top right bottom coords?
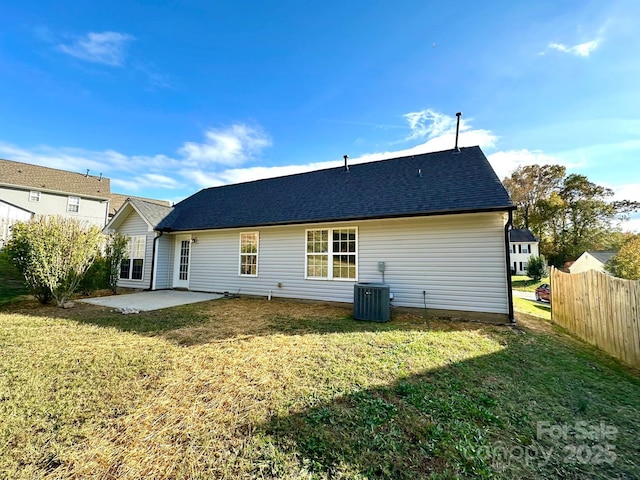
left=377, top=261, right=386, bottom=272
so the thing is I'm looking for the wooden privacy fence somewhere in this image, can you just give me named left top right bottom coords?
left=550, top=267, right=640, bottom=368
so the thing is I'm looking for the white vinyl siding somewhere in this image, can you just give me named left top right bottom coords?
left=115, top=209, right=155, bottom=288
left=183, top=212, right=509, bottom=315
left=153, top=234, right=173, bottom=289
left=0, top=186, right=108, bottom=227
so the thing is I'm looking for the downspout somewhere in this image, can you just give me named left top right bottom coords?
left=147, top=231, right=163, bottom=291
left=504, top=210, right=515, bottom=323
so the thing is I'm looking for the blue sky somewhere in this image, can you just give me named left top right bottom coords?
left=1, top=1, right=639, bottom=230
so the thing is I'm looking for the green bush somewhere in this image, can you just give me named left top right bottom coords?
left=79, top=255, right=110, bottom=294
left=526, top=255, right=548, bottom=282
left=105, top=233, right=129, bottom=293
left=5, top=216, right=104, bottom=306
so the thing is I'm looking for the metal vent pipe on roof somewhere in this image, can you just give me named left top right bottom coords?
left=454, top=112, right=462, bottom=151
left=344, top=154, right=349, bottom=171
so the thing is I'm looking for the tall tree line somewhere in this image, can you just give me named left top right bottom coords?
left=503, top=165, right=639, bottom=267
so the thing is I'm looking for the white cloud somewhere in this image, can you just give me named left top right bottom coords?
left=401, top=110, right=496, bottom=151
left=180, top=161, right=338, bottom=189
left=404, top=109, right=457, bottom=140
left=112, top=173, right=183, bottom=192
left=611, top=183, right=640, bottom=203
left=58, top=31, right=135, bottom=66
left=487, top=149, right=562, bottom=181
left=543, top=39, right=600, bottom=57
left=178, top=111, right=498, bottom=189
left=179, top=124, right=272, bottom=167
left=621, top=216, right=640, bottom=233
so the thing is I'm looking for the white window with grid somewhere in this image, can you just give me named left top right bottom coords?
left=305, top=227, right=357, bottom=280
left=67, top=196, right=80, bottom=213
left=29, top=191, right=41, bottom=202
left=119, top=235, right=146, bottom=280
left=239, top=232, right=259, bottom=276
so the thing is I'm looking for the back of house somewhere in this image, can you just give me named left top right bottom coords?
left=106, top=146, right=516, bottom=321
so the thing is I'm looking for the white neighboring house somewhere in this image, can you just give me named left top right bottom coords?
left=0, top=158, right=111, bottom=245
left=568, top=251, right=617, bottom=274
left=0, top=200, right=33, bottom=247
left=508, top=229, right=539, bottom=275
left=105, top=147, right=518, bottom=322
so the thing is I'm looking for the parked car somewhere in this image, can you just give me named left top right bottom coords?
left=535, top=283, right=551, bottom=302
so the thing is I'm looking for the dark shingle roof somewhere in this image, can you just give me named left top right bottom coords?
left=587, top=251, right=617, bottom=265
left=509, top=229, right=537, bottom=242
left=0, top=158, right=110, bottom=198
left=158, top=146, right=514, bottom=232
left=128, top=198, right=173, bottom=228
left=109, top=193, right=170, bottom=217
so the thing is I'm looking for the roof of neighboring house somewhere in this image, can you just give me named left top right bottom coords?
left=586, top=251, right=617, bottom=265
left=158, top=146, right=514, bottom=232
left=0, top=198, right=34, bottom=214
left=108, top=193, right=171, bottom=217
left=0, top=158, right=111, bottom=199
left=509, top=228, right=537, bottom=243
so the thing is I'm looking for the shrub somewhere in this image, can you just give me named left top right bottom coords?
left=105, top=233, right=129, bottom=293
left=79, top=255, right=110, bottom=294
left=526, top=255, right=548, bottom=282
left=607, top=235, right=640, bottom=280
left=5, top=216, right=104, bottom=306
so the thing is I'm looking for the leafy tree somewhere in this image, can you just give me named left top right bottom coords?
left=503, top=164, right=566, bottom=234
left=607, top=235, right=640, bottom=280
left=503, top=165, right=640, bottom=267
left=525, top=255, right=548, bottom=282
left=105, top=233, right=129, bottom=293
left=5, top=216, right=104, bottom=306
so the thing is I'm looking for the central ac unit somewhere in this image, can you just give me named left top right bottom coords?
left=353, top=283, right=390, bottom=322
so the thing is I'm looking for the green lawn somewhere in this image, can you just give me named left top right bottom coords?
left=511, top=275, right=549, bottom=292
left=0, top=297, right=638, bottom=479
left=513, top=296, right=551, bottom=320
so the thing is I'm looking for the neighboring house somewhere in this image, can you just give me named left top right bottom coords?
left=508, top=228, right=539, bottom=275
left=0, top=199, right=33, bottom=247
left=103, top=197, right=174, bottom=289
left=0, top=159, right=111, bottom=228
left=569, top=251, right=617, bottom=274
left=105, top=146, right=517, bottom=320
left=0, top=158, right=170, bottom=245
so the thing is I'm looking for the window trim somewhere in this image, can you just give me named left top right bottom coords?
left=305, top=227, right=358, bottom=281
left=29, top=191, right=41, bottom=202
left=67, top=195, right=80, bottom=213
left=238, top=232, right=259, bottom=277
left=119, top=235, right=146, bottom=281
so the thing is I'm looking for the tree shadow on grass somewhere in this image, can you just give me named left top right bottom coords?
left=256, top=343, right=640, bottom=480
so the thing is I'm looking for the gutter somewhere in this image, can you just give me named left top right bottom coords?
left=147, top=231, right=163, bottom=291
left=504, top=209, right=516, bottom=323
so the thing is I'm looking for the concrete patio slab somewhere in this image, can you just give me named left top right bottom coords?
left=79, top=290, right=223, bottom=311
